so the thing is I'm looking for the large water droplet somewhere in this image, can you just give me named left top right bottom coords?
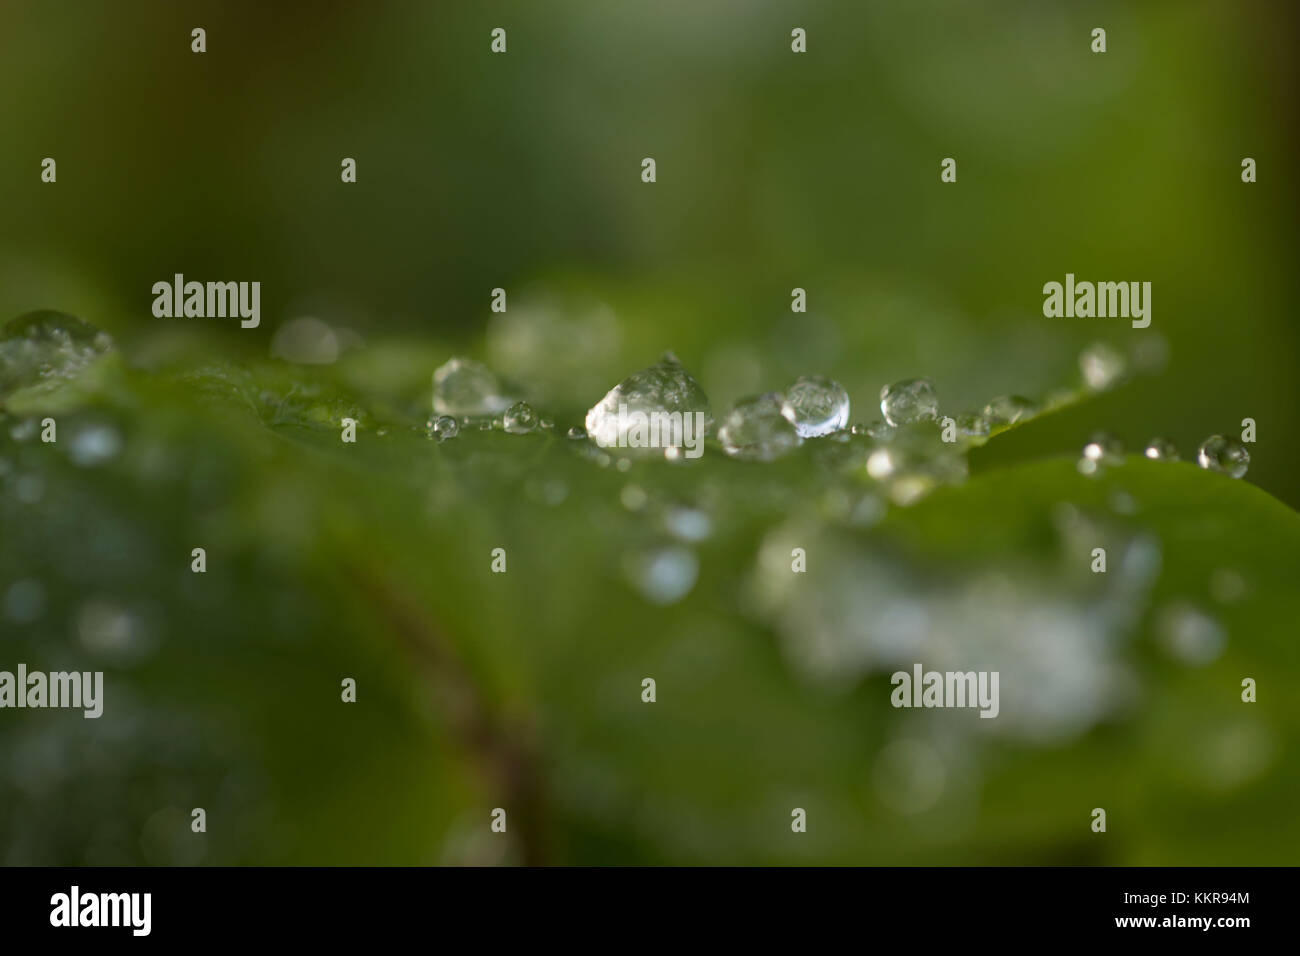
left=584, top=354, right=712, bottom=456
left=0, top=310, right=114, bottom=395
left=718, top=393, right=802, bottom=461
left=1143, top=437, right=1179, bottom=461
left=880, top=378, right=938, bottom=426
left=780, top=375, right=850, bottom=438
left=1197, top=435, right=1249, bottom=478
left=503, top=401, right=539, bottom=434
left=432, top=357, right=516, bottom=418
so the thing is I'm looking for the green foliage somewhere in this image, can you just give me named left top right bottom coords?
left=3, top=334, right=1294, bottom=864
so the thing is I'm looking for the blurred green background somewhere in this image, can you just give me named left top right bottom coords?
left=1, top=1, right=1297, bottom=865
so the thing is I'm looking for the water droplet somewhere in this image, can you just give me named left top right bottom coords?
left=1197, top=435, right=1249, bottom=478
left=68, top=422, right=122, bottom=467
left=1078, top=432, right=1123, bottom=476
left=662, top=502, right=713, bottom=542
left=427, top=415, right=459, bottom=442
left=1143, top=437, right=1178, bottom=461
left=0, top=310, right=114, bottom=395
left=270, top=317, right=339, bottom=365
left=982, top=394, right=1038, bottom=427
left=1079, top=341, right=1127, bottom=391
left=584, top=355, right=712, bottom=456
left=4, top=579, right=46, bottom=624
left=503, top=401, right=539, bottom=435
left=866, top=447, right=897, bottom=480
left=566, top=426, right=587, bottom=441
left=717, top=393, right=802, bottom=461
left=1082, top=432, right=1123, bottom=464
left=880, top=378, right=938, bottom=426
left=780, top=375, right=850, bottom=438
left=432, top=357, right=515, bottom=418
left=623, top=545, right=698, bottom=605
left=955, top=412, right=991, bottom=439
left=1156, top=602, right=1225, bottom=666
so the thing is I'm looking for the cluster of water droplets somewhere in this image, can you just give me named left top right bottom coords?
left=0, top=310, right=115, bottom=397
left=1077, top=431, right=1249, bottom=479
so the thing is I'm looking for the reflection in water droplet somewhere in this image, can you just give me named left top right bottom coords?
left=624, top=545, right=698, bottom=605
left=880, top=378, right=938, bottom=427
left=1197, top=435, right=1249, bottom=478
left=718, top=393, right=801, bottom=461
left=780, top=375, right=850, bottom=438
